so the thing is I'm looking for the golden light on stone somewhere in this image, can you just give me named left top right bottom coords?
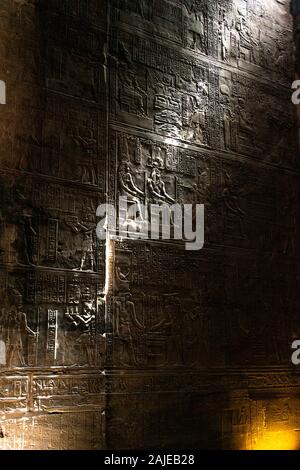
left=252, top=430, right=298, bottom=451
left=0, top=0, right=299, bottom=451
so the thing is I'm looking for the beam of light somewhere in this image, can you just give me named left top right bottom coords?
left=251, top=430, right=298, bottom=450
left=0, top=80, right=6, bottom=104
left=104, top=233, right=113, bottom=298
left=54, top=309, right=58, bottom=361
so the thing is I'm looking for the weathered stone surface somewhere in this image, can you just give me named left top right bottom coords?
left=0, top=0, right=299, bottom=450
left=0, top=0, right=107, bottom=450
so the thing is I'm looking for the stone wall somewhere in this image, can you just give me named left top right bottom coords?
left=0, top=0, right=299, bottom=450
left=0, top=0, right=107, bottom=450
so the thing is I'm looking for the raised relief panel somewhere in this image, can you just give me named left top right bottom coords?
left=41, top=0, right=107, bottom=31
left=0, top=91, right=107, bottom=184
left=112, top=0, right=211, bottom=56
left=182, top=0, right=209, bottom=54
left=219, top=392, right=251, bottom=450
left=215, top=0, right=293, bottom=84
left=110, top=129, right=224, bottom=244
left=109, top=30, right=297, bottom=167
left=0, top=175, right=105, bottom=273
left=0, top=137, right=105, bottom=366
left=46, top=49, right=100, bottom=102
left=249, top=397, right=300, bottom=450
left=63, top=288, right=98, bottom=367
left=107, top=240, right=225, bottom=370
left=0, top=270, right=105, bottom=370
left=0, top=0, right=108, bottom=451
left=219, top=161, right=300, bottom=252
left=0, top=0, right=299, bottom=452
left=111, top=0, right=184, bottom=45
left=218, top=69, right=297, bottom=165
left=32, top=374, right=105, bottom=411
left=110, top=31, right=214, bottom=147
left=224, top=242, right=300, bottom=367
left=0, top=287, right=38, bottom=369
left=0, top=376, right=28, bottom=413
left=23, top=272, right=105, bottom=368
left=46, top=309, right=58, bottom=364
left=0, top=411, right=104, bottom=450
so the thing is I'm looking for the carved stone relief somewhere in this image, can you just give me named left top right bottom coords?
left=0, top=0, right=299, bottom=451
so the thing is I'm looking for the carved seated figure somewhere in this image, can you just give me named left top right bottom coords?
left=147, top=164, right=175, bottom=204
left=118, top=161, right=144, bottom=226
left=119, top=161, right=144, bottom=201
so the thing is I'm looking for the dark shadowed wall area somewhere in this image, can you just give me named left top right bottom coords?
left=0, top=0, right=300, bottom=450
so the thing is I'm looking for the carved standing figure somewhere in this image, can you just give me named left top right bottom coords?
left=65, top=300, right=96, bottom=365
left=80, top=229, right=95, bottom=271
left=6, top=289, right=37, bottom=367
left=114, top=293, right=144, bottom=366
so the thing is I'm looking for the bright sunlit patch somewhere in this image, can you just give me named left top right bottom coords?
left=163, top=137, right=180, bottom=147
left=104, top=234, right=113, bottom=298
left=252, top=430, right=297, bottom=450
left=0, top=80, right=6, bottom=104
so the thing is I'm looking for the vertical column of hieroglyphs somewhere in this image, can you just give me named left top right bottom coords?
left=0, top=0, right=107, bottom=449
left=106, top=0, right=300, bottom=449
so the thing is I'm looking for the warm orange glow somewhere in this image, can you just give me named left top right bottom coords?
left=252, top=430, right=297, bottom=451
